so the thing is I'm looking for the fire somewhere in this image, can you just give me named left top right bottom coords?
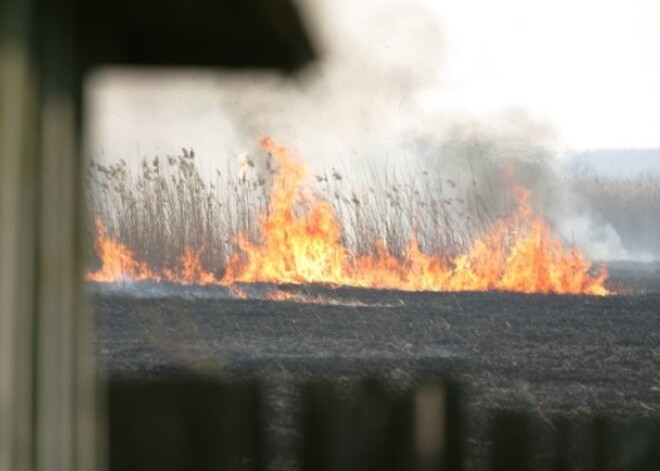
left=87, top=221, right=220, bottom=285
left=163, top=247, right=220, bottom=285
left=87, top=220, right=159, bottom=282
left=87, top=138, right=609, bottom=296
left=222, top=138, right=608, bottom=295
left=223, top=138, right=348, bottom=285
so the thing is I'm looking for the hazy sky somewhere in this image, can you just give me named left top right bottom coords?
left=87, top=0, right=660, bottom=167
left=419, top=0, right=660, bottom=149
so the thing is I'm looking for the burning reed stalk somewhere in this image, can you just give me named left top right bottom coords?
left=86, top=148, right=485, bottom=276
left=85, top=140, right=611, bottom=295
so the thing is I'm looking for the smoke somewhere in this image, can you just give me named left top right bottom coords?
left=410, top=112, right=651, bottom=262
left=213, top=0, right=445, bottom=169
left=88, top=0, right=654, bottom=262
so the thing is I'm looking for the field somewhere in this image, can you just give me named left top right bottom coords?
left=88, top=144, right=660, bottom=469
left=92, top=263, right=660, bottom=470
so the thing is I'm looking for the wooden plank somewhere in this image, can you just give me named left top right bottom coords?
left=301, top=380, right=462, bottom=471
left=619, top=419, right=660, bottom=471
left=552, top=417, right=571, bottom=471
left=0, top=1, right=41, bottom=469
left=414, top=381, right=463, bottom=471
left=491, top=411, right=531, bottom=471
left=109, top=378, right=265, bottom=471
left=347, top=380, right=405, bottom=471
left=1, top=2, right=97, bottom=470
left=592, top=417, right=615, bottom=471
left=300, top=381, right=345, bottom=471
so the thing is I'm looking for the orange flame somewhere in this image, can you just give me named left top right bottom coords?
left=223, top=138, right=347, bottom=285
left=87, top=220, right=159, bottom=282
left=86, top=138, right=609, bottom=296
left=86, top=222, right=220, bottom=285
left=163, top=247, right=220, bottom=285
left=222, top=138, right=608, bottom=295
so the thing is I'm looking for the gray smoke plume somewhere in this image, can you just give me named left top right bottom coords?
left=87, top=0, right=652, bottom=262
left=410, top=112, right=649, bottom=262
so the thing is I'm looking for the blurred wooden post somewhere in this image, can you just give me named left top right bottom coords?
left=301, top=380, right=410, bottom=471
left=300, top=382, right=345, bottom=471
left=620, top=419, right=660, bottom=471
left=414, top=381, right=463, bottom=471
left=552, top=417, right=571, bottom=471
left=348, top=380, right=406, bottom=471
left=220, top=382, right=266, bottom=471
left=0, top=1, right=41, bottom=470
left=1, top=0, right=314, bottom=470
left=109, top=378, right=265, bottom=471
left=1, top=0, right=96, bottom=470
left=491, top=412, right=531, bottom=471
left=592, top=417, right=615, bottom=471
left=301, top=380, right=462, bottom=471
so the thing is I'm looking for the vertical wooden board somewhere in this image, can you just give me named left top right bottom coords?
left=300, top=381, right=345, bottom=471
left=414, top=381, right=463, bottom=471
left=551, top=417, right=571, bottom=471
left=619, top=420, right=660, bottom=471
left=109, top=378, right=264, bottom=471
left=348, top=380, right=397, bottom=471
left=383, top=389, right=414, bottom=471
left=218, top=382, right=266, bottom=471
left=491, top=411, right=531, bottom=471
left=592, top=416, right=616, bottom=471
left=0, top=0, right=40, bottom=468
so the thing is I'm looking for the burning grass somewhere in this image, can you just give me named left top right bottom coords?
left=86, top=138, right=608, bottom=295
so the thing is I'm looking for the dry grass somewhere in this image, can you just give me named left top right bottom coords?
left=314, top=160, right=488, bottom=259
left=86, top=146, right=660, bottom=276
left=86, top=148, right=488, bottom=275
left=87, top=149, right=267, bottom=273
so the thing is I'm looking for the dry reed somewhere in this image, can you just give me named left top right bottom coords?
left=86, top=148, right=487, bottom=275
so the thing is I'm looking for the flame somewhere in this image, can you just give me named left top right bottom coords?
left=86, top=221, right=220, bottom=285
left=163, top=247, right=220, bottom=285
left=87, top=220, right=159, bottom=282
left=86, top=138, right=609, bottom=296
left=223, top=138, right=347, bottom=285
left=222, top=138, right=608, bottom=295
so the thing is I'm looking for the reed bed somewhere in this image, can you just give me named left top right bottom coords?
left=87, top=146, right=660, bottom=276
left=85, top=148, right=489, bottom=275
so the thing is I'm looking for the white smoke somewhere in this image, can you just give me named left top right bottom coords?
left=409, top=112, right=653, bottom=262
left=86, top=0, right=654, bottom=262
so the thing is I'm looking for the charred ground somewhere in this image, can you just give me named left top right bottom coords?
left=93, top=263, right=660, bottom=470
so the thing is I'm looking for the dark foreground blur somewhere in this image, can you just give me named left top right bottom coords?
left=94, top=281, right=660, bottom=470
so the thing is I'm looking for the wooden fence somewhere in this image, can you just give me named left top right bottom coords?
left=108, top=377, right=660, bottom=471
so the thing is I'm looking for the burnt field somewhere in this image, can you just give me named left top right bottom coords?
left=92, top=262, right=660, bottom=469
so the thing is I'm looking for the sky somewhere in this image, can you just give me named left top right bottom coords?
left=86, top=0, right=660, bottom=170
left=419, top=0, right=660, bottom=150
